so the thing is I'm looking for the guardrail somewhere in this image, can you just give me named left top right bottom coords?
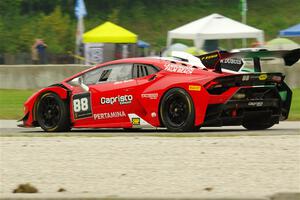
left=0, top=62, right=299, bottom=89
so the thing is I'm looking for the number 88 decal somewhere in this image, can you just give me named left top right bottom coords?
left=73, top=98, right=89, bottom=112
left=72, top=93, right=92, bottom=119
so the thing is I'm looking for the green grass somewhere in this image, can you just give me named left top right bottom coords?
left=0, top=89, right=36, bottom=120
left=0, top=88, right=299, bottom=120
left=290, top=88, right=300, bottom=120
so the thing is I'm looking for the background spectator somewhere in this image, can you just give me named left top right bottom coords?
left=35, top=39, right=48, bottom=64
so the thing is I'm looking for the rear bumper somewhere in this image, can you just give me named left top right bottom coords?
left=202, top=82, right=292, bottom=127
left=202, top=98, right=281, bottom=127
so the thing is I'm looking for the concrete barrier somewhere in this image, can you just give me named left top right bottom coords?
left=0, top=65, right=89, bottom=89
left=0, top=193, right=299, bottom=200
left=0, top=62, right=299, bottom=89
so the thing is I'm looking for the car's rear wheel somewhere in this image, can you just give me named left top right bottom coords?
left=160, top=88, right=195, bottom=132
left=36, top=92, right=70, bottom=132
left=242, top=122, right=275, bottom=130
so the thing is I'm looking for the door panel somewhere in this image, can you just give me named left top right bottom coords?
left=71, top=63, right=139, bottom=128
left=89, top=79, right=138, bottom=126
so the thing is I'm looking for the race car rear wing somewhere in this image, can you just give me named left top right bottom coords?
left=197, top=48, right=300, bottom=73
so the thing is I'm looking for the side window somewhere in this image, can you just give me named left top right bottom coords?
left=81, top=63, right=133, bottom=85
left=146, top=65, right=159, bottom=75
left=133, top=64, right=159, bottom=78
left=82, top=67, right=105, bottom=85
left=106, top=63, right=133, bottom=82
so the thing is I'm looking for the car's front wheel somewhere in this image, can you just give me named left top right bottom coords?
left=160, top=88, right=195, bottom=132
left=36, top=92, right=70, bottom=132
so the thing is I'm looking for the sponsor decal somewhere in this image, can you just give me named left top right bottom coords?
left=200, top=54, right=218, bottom=60
left=188, top=85, right=201, bottom=91
left=248, top=101, right=263, bottom=107
left=199, top=52, right=220, bottom=68
left=100, top=95, right=133, bottom=105
left=164, top=63, right=194, bottom=74
left=93, top=111, right=126, bottom=120
left=220, top=58, right=242, bottom=65
left=220, top=58, right=244, bottom=72
left=141, top=93, right=158, bottom=99
left=128, top=113, right=154, bottom=128
left=131, top=118, right=140, bottom=125
left=259, top=74, right=268, bottom=81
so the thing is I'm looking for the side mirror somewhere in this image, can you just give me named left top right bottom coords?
left=69, top=77, right=89, bottom=92
left=69, top=77, right=81, bottom=86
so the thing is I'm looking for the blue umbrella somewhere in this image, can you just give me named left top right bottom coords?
left=279, top=24, right=300, bottom=37
left=137, top=40, right=150, bottom=48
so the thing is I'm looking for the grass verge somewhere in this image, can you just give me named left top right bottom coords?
left=0, top=89, right=36, bottom=119
left=289, top=88, right=300, bottom=120
left=0, top=88, right=299, bottom=120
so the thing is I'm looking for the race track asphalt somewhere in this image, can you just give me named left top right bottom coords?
left=0, top=120, right=299, bottom=197
left=0, top=120, right=299, bottom=137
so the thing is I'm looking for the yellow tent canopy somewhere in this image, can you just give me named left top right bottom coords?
left=83, top=21, right=137, bottom=43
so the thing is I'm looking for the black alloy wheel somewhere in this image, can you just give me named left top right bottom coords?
left=36, top=93, right=70, bottom=132
left=160, top=88, right=195, bottom=132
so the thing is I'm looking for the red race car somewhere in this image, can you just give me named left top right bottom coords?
left=19, top=49, right=300, bottom=132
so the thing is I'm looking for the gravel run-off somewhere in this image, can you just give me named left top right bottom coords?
left=0, top=135, right=300, bottom=197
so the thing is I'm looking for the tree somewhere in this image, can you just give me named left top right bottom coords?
left=35, top=6, right=74, bottom=53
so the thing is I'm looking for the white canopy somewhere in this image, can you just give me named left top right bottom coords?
left=167, top=13, right=264, bottom=49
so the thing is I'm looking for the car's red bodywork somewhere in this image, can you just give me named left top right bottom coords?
left=20, top=54, right=293, bottom=130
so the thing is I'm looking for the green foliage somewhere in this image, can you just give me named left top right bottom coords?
left=107, top=8, right=120, bottom=24
left=0, top=19, right=5, bottom=52
left=0, top=0, right=22, bottom=17
left=0, top=0, right=299, bottom=53
left=18, top=19, right=36, bottom=52
left=35, top=6, right=73, bottom=53
left=0, top=5, right=74, bottom=54
left=127, top=1, right=146, bottom=21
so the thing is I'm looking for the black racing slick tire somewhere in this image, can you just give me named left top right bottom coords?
left=242, top=122, right=275, bottom=130
left=160, top=88, right=195, bottom=132
left=36, top=92, right=70, bottom=132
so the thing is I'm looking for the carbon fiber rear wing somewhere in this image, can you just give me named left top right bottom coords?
left=197, top=48, right=300, bottom=73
